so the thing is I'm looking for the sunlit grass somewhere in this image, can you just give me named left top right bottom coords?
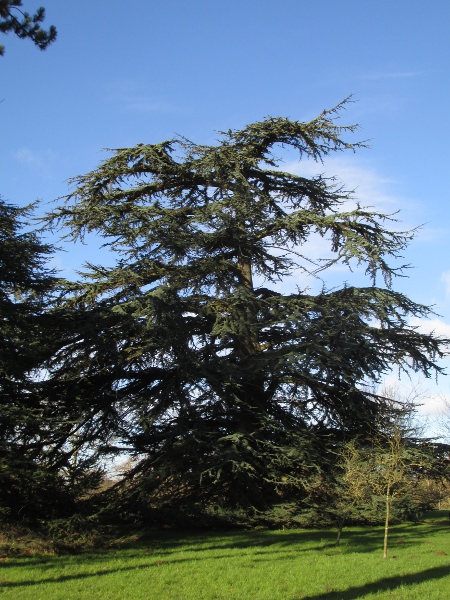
left=1, top=511, right=449, bottom=599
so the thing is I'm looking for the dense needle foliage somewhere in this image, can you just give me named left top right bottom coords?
left=0, top=200, right=75, bottom=520
left=0, top=0, right=56, bottom=56
left=45, top=100, right=447, bottom=521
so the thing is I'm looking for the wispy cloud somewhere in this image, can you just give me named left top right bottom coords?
left=406, top=316, right=450, bottom=380
left=441, top=271, right=450, bottom=297
left=124, top=96, right=179, bottom=112
left=106, top=80, right=181, bottom=113
left=284, top=156, right=416, bottom=218
left=380, top=374, right=447, bottom=417
left=408, top=316, right=450, bottom=340
left=265, top=157, right=419, bottom=290
left=13, top=147, right=58, bottom=177
left=363, top=70, right=426, bottom=80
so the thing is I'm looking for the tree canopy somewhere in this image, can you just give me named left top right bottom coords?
left=0, top=200, right=71, bottom=520
left=0, top=0, right=56, bottom=56
left=45, top=99, right=448, bottom=521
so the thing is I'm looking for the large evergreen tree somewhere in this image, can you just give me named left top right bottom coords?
left=46, top=100, right=447, bottom=519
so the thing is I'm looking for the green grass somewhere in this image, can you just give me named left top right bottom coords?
left=1, top=511, right=450, bottom=599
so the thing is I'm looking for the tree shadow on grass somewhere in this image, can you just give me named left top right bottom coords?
left=0, top=555, right=226, bottom=588
left=127, top=527, right=384, bottom=554
left=134, top=525, right=436, bottom=557
left=0, top=548, right=316, bottom=588
left=300, top=564, right=450, bottom=600
left=1, top=524, right=432, bottom=570
left=2, top=555, right=450, bottom=596
left=2, top=535, right=450, bottom=594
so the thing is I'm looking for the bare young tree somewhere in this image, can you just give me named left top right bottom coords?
left=339, top=388, right=434, bottom=558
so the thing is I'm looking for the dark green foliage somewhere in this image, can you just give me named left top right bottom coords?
left=46, top=100, right=448, bottom=523
left=0, top=0, right=56, bottom=56
left=0, top=200, right=57, bottom=520
left=0, top=200, right=57, bottom=444
left=0, top=200, right=104, bottom=521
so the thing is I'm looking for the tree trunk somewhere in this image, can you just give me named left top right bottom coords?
left=335, top=517, right=344, bottom=546
left=383, top=487, right=391, bottom=559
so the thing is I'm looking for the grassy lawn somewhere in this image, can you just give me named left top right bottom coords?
left=1, top=511, right=449, bottom=599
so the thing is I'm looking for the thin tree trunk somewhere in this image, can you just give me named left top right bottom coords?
left=383, top=488, right=391, bottom=559
left=335, top=517, right=344, bottom=546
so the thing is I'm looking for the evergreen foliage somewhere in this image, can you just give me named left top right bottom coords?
left=0, top=200, right=99, bottom=521
left=0, top=0, right=56, bottom=56
left=46, top=100, right=448, bottom=521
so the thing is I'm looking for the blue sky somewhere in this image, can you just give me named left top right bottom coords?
left=1, top=0, right=450, bottom=416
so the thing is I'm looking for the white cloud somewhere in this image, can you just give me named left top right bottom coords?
left=284, top=156, right=410, bottom=214
left=105, top=81, right=180, bottom=113
left=379, top=375, right=449, bottom=426
left=423, top=394, right=450, bottom=418
left=265, top=157, right=416, bottom=289
left=370, top=316, right=450, bottom=423
left=441, top=271, right=450, bottom=297
left=404, top=317, right=450, bottom=418
left=124, top=97, right=176, bottom=112
left=363, top=70, right=426, bottom=80
left=408, top=316, right=450, bottom=340
left=13, top=147, right=58, bottom=177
